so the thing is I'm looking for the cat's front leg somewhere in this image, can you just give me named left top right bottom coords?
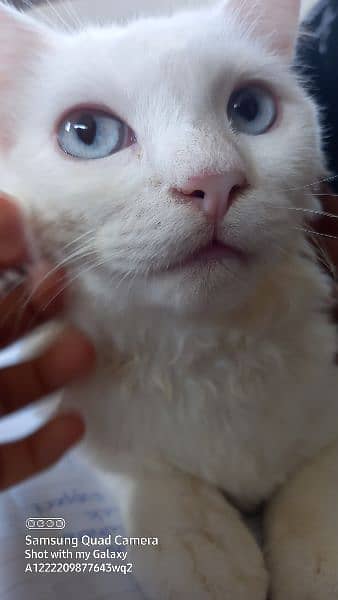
left=264, top=441, right=338, bottom=600
left=111, top=467, right=268, bottom=600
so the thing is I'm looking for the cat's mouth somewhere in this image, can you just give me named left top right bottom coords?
left=160, top=239, right=248, bottom=273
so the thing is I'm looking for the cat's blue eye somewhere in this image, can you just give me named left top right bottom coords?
left=227, top=85, right=277, bottom=136
left=57, top=109, right=134, bottom=159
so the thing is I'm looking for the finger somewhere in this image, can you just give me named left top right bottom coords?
left=0, top=328, right=96, bottom=414
left=0, top=413, right=85, bottom=491
left=28, top=263, right=67, bottom=316
left=0, top=265, right=67, bottom=348
left=0, top=194, right=30, bottom=268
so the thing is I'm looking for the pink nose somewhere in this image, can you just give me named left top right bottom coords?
left=177, top=171, right=246, bottom=222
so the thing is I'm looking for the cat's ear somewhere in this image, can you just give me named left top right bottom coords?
left=224, top=0, right=301, bottom=60
left=0, top=3, right=49, bottom=66
left=0, top=4, right=50, bottom=147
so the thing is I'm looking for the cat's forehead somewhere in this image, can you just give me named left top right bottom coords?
left=52, top=14, right=278, bottom=97
left=31, top=6, right=292, bottom=132
left=77, top=10, right=269, bottom=78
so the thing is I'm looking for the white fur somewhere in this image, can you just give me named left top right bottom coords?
left=1, top=1, right=338, bottom=597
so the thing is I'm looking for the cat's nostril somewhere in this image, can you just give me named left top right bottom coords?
left=174, top=170, right=246, bottom=221
left=228, top=184, right=243, bottom=207
left=190, top=190, right=205, bottom=199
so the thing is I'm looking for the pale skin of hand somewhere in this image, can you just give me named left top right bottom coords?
left=0, top=194, right=96, bottom=491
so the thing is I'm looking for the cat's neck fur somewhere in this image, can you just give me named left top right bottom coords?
left=70, top=240, right=333, bottom=370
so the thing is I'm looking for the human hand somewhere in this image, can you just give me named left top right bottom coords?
left=0, top=194, right=96, bottom=491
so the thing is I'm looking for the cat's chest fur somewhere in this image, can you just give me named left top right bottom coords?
left=65, top=253, right=338, bottom=509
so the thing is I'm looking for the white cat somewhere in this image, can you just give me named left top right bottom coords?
left=1, top=0, right=338, bottom=598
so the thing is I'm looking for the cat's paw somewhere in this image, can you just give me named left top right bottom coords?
left=118, top=473, right=268, bottom=600
left=266, top=532, right=338, bottom=600
left=265, top=444, right=338, bottom=600
left=130, top=527, right=268, bottom=600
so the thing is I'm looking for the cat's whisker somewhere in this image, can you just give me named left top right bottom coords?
left=16, top=256, right=100, bottom=331
left=284, top=207, right=338, bottom=219
left=114, top=271, right=129, bottom=291
left=59, top=230, right=97, bottom=254
left=294, top=227, right=338, bottom=241
left=0, top=274, right=33, bottom=338
left=306, top=235, right=336, bottom=278
left=0, top=279, right=40, bottom=337
left=10, top=238, right=97, bottom=322
left=37, top=255, right=116, bottom=314
left=312, top=193, right=338, bottom=198
left=280, top=174, right=338, bottom=193
left=316, top=250, right=335, bottom=279
left=43, top=0, right=74, bottom=32
left=291, top=228, right=337, bottom=277
left=59, top=0, right=84, bottom=30
left=20, top=0, right=56, bottom=29
left=11, top=246, right=98, bottom=333
left=113, top=268, right=136, bottom=295
left=27, top=242, right=96, bottom=297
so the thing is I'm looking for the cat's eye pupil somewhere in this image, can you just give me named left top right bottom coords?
left=234, top=94, right=259, bottom=122
left=58, top=108, right=136, bottom=159
left=73, top=113, right=97, bottom=146
left=227, top=85, right=277, bottom=136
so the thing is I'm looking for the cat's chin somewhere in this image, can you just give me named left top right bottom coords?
left=134, top=256, right=256, bottom=316
left=149, top=240, right=249, bottom=275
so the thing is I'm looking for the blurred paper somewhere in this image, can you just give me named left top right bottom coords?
left=0, top=451, right=147, bottom=600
